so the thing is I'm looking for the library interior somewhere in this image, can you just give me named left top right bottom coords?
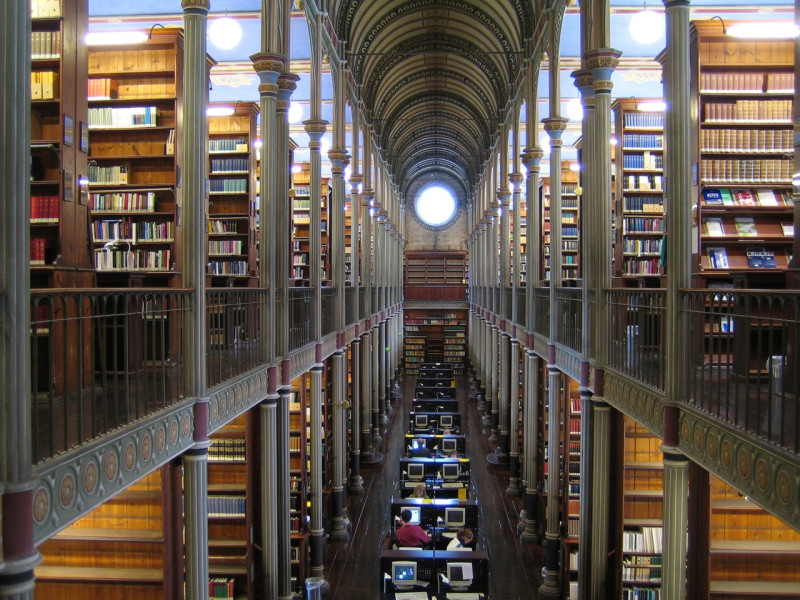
left=4, top=1, right=800, bottom=599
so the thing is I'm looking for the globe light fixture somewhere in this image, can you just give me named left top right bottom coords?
left=566, top=98, right=584, bottom=122
left=629, top=8, right=665, bottom=45
left=726, top=22, right=799, bottom=39
left=288, top=102, right=304, bottom=124
left=209, top=16, right=242, bottom=50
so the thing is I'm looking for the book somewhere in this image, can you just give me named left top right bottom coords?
left=745, top=247, right=776, bottom=268
left=707, top=247, right=729, bottom=269
left=781, top=222, right=794, bottom=237
left=702, top=188, right=723, bottom=205
left=704, top=217, right=725, bottom=237
left=733, top=217, right=757, bottom=237
left=756, top=189, right=779, bottom=206
left=720, top=188, right=735, bottom=206
left=734, top=189, right=756, bottom=206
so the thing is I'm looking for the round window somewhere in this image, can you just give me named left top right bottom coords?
left=414, top=186, right=457, bottom=228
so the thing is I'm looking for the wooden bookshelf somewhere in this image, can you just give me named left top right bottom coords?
left=619, top=417, right=664, bottom=600
left=708, top=475, right=800, bottom=598
left=541, top=164, right=580, bottom=283
left=404, top=309, right=468, bottom=374
left=87, top=28, right=197, bottom=286
left=612, top=99, right=665, bottom=286
left=691, top=20, right=794, bottom=287
left=291, top=163, right=330, bottom=286
left=560, top=380, right=581, bottom=599
left=207, top=102, right=259, bottom=287
left=35, top=467, right=176, bottom=599
left=207, top=413, right=256, bottom=600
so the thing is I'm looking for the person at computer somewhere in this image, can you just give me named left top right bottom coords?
left=410, top=443, right=432, bottom=458
left=396, top=509, right=432, bottom=548
left=408, top=483, right=430, bottom=499
left=446, top=528, right=474, bottom=550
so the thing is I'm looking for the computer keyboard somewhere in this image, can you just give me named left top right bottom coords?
left=441, top=481, right=463, bottom=489
left=395, top=591, right=429, bottom=600
left=445, top=593, right=482, bottom=600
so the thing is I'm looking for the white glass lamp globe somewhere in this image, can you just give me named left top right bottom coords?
left=629, top=10, right=665, bottom=45
left=209, top=17, right=242, bottom=50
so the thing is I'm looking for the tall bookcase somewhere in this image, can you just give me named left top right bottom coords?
left=690, top=20, right=794, bottom=286
left=612, top=99, right=666, bottom=286
left=30, top=0, right=93, bottom=289
left=541, top=165, right=580, bottom=283
left=560, top=380, right=581, bottom=600
left=404, top=251, right=467, bottom=286
left=291, top=164, right=330, bottom=286
left=620, top=417, right=664, bottom=599
left=207, top=413, right=256, bottom=600
left=207, top=102, right=259, bottom=286
left=87, top=28, right=192, bottom=287
left=403, top=309, right=468, bottom=374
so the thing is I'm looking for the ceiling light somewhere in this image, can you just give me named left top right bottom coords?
left=291, top=164, right=303, bottom=173
left=288, top=102, right=304, bottom=124
left=206, top=106, right=235, bottom=117
left=569, top=162, right=581, bottom=172
left=610, top=136, right=619, bottom=146
left=566, top=98, right=583, bottom=122
left=638, top=100, right=666, bottom=112
left=85, top=31, right=148, bottom=45
left=209, top=16, right=242, bottom=50
left=629, top=8, right=665, bottom=44
left=726, top=22, right=799, bottom=39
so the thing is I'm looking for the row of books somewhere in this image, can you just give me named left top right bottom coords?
left=701, top=187, right=790, bottom=207
left=624, top=196, right=663, bottom=214
left=87, top=78, right=119, bottom=100
left=622, top=555, right=662, bottom=583
left=210, top=178, right=248, bottom=193
left=703, top=99, right=792, bottom=122
left=700, top=128, right=792, bottom=153
left=621, top=257, right=661, bottom=275
left=90, top=191, right=158, bottom=212
left=88, top=164, right=130, bottom=185
left=622, top=588, right=660, bottom=600
left=88, top=106, right=159, bottom=128
left=623, top=527, right=663, bottom=554
left=293, top=198, right=313, bottom=210
left=700, top=158, right=792, bottom=183
left=207, top=495, right=246, bottom=517
left=622, top=152, right=663, bottom=170
left=92, top=220, right=174, bottom=243
left=30, top=238, right=49, bottom=266
left=624, top=174, right=663, bottom=192
left=209, top=239, right=245, bottom=255
left=31, top=71, right=58, bottom=100
left=208, top=218, right=245, bottom=235
left=703, top=217, right=793, bottom=238
left=208, top=260, right=249, bottom=276
left=93, top=248, right=171, bottom=271
left=623, top=113, right=664, bottom=129
left=208, top=438, right=246, bottom=461
left=210, top=157, right=250, bottom=173
left=31, top=31, right=61, bottom=60
left=208, top=578, right=235, bottom=599
left=31, top=0, right=62, bottom=18
left=707, top=246, right=779, bottom=269
left=622, top=133, right=663, bottom=149
left=30, top=195, right=60, bottom=222
left=700, top=71, right=793, bottom=93
left=623, top=239, right=662, bottom=255
left=624, top=217, right=664, bottom=233
left=209, top=138, right=249, bottom=153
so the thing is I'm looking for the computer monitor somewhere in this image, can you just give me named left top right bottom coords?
left=439, top=414, right=454, bottom=429
left=442, top=462, right=460, bottom=481
left=411, top=437, right=424, bottom=451
left=391, top=560, right=418, bottom=590
left=400, top=506, right=421, bottom=526
left=444, top=507, right=466, bottom=529
left=446, top=562, right=474, bottom=590
left=442, top=438, right=457, bottom=455
left=414, top=414, right=429, bottom=429
left=408, top=463, right=425, bottom=481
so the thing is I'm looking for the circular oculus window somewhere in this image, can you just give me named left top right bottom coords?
left=414, top=186, right=457, bottom=227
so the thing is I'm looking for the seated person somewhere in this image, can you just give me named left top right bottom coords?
left=410, top=443, right=432, bottom=458
left=408, top=483, right=430, bottom=499
left=446, top=528, right=474, bottom=550
left=395, top=509, right=432, bottom=548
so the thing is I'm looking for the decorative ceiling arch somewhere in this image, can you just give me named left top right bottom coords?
left=329, top=0, right=545, bottom=211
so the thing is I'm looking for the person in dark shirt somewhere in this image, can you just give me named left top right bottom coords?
left=410, top=445, right=432, bottom=458
left=395, top=509, right=431, bottom=547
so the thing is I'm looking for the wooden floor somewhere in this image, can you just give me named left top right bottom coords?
left=323, top=369, right=546, bottom=599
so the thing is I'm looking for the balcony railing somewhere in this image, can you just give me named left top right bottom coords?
left=289, top=287, right=314, bottom=351
left=321, top=287, right=337, bottom=337
left=532, top=287, right=550, bottom=339
left=554, top=287, right=582, bottom=352
left=30, top=289, right=189, bottom=463
left=606, top=288, right=667, bottom=391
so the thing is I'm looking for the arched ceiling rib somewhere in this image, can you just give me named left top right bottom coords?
left=330, top=0, right=541, bottom=210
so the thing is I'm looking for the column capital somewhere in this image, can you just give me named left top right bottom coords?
left=349, top=173, right=363, bottom=185
left=250, top=53, right=286, bottom=90
left=584, top=48, right=622, bottom=93
left=571, top=68, right=595, bottom=101
left=277, top=72, right=300, bottom=110
left=509, top=172, right=524, bottom=187
left=497, top=188, right=511, bottom=205
left=542, top=117, right=568, bottom=145
left=522, top=146, right=544, bottom=170
left=303, top=119, right=329, bottom=143
left=328, top=148, right=349, bottom=174
left=181, top=0, right=210, bottom=10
